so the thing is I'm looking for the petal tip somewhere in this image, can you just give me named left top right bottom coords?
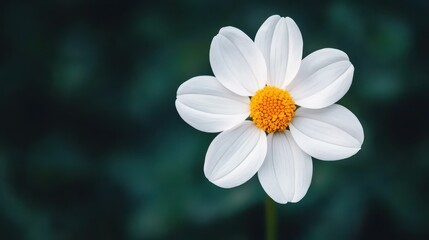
left=285, top=16, right=294, bottom=22
left=265, top=15, right=281, bottom=22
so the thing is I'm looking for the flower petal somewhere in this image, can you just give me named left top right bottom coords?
left=288, top=48, right=354, bottom=109
left=210, top=26, right=267, bottom=96
left=176, top=76, right=250, bottom=133
left=255, top=16, right=303, bottom=89
left=289, top=104, right=364, bottom=161
left=258, top=131, right=312, bottom=204
left=204, top=121, right=267, bottom=188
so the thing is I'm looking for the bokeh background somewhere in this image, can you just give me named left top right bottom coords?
left=1, top=0, right=428, bottom=239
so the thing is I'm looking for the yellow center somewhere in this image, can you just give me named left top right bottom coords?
left=250, top=86, right=296, bottom=133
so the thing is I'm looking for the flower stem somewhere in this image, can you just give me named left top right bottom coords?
left=265, top=197, right=277, bottom=240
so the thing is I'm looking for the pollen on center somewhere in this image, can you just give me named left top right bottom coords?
left=250, top=86, right=296, bottom=133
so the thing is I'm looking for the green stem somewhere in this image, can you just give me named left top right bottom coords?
left=265, top=197, right=277, bottom=240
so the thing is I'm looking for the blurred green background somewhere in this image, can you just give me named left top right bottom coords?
left=0, top=0, right=428, bottom=239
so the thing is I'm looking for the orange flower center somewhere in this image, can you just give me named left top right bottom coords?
left=250, top=86, right=296, bottom=133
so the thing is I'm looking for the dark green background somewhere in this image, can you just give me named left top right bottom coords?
left=1, top=0, right=428, bottom=239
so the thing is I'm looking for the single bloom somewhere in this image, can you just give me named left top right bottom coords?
left=175, top=15, right=364, bottom=204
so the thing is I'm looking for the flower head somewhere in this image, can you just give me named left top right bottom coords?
left=175, top=15, right=364, bottom=204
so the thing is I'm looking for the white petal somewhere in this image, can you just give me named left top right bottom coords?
left=289, top=104, right=364, bottom=161
left=288, top=48, right=354, bottom=109
left=258, top=131, right=312, bottom=204
left=204, top=121, right=267, bottom=188
left=176, top=76, right=250, bottom=133
left=255, top=16, right=303, bottom=89
left=210, top=27, right=267, bottom=96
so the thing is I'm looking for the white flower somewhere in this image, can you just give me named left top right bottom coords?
left=175, top=15, right=364, bottom=204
